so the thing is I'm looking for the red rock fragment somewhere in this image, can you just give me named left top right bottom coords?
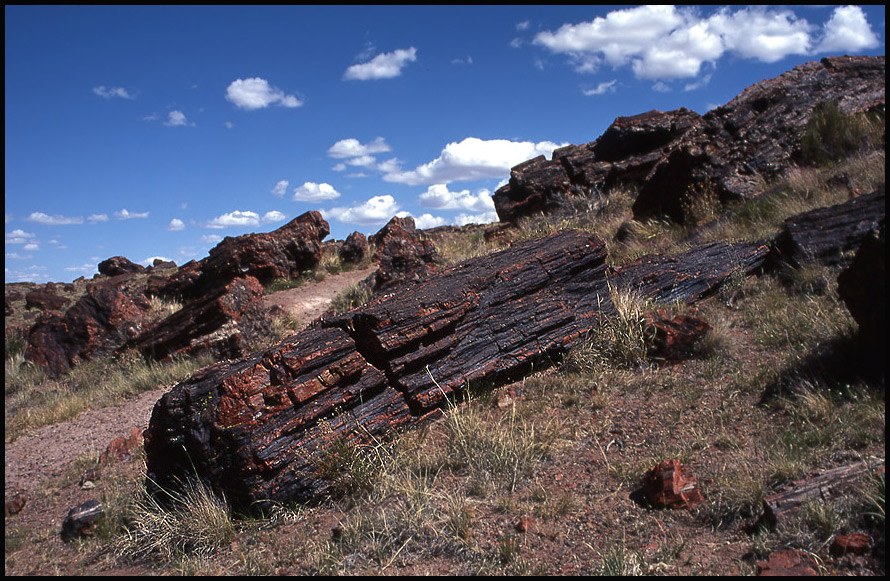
left=830, top=532, right=872, bottom=557
left=99, top=427, right=144, bottom=464
left=755, top=548, right=818, bottom=576
left=642, top=459, right=704, bottom=509
left=643, top=309, right=710, bottom=361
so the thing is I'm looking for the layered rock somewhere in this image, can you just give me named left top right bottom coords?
left=126, top=276, right=269, bottom=362
left=97, top=256, right=145, bottom=277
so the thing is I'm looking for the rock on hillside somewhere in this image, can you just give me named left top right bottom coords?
left=493, top=55, right=885, bottom=225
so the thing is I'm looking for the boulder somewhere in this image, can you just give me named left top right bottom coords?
left=633, top=56, right=885, bottom=223
left=97, top=256, right=145, bottom=277
left=26, top=280, right=153, bottom=376
left=338, top=231, right=369, bottom=265
left=25, top=288, right=70, bottom=312
left=769, top=188, right=885, bottom=268
left=367, top=216, right=440, bottom=292
left=837, top=220, right=885, bottom=381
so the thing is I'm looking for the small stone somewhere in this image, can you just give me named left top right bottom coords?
left=830, top=532, right=871, bottom=557
left=5, top=492, right=27, bottom=517
left=60, top=500, right=105, bottom=542
left=642, top=459, right=704, bottom=509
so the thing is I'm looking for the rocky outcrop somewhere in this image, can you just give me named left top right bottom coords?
left=26, top=279, right=153, bottom=376
left=494, top=56, right=884, bottom=225
left=493, top=108, right=702, bottom=225
left=155, top=211, right=330, bottom=300
left=144, top=230, right=770, bottom=508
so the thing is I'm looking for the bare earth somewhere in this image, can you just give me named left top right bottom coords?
left=4, top=267, right=375, bottom=510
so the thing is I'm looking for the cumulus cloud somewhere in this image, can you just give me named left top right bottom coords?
left=168, top=218, right=186, bottom=231
left=383, top=137, right=566, bottom=186
left=816, top=5, right=879, bottom=53
left=533, top=5, right=879, bottom=80
left=455, top=211, right=499, bottom=226
left=418, top=184, right=495, bottom=213
left=114, top=209, right=149, bottom=220
left=25, top=212, right=84, bottom=225
left=344, top=47, right=417, bottom=80
left=271, top=180, right=289, bottom=198
left=92, top=86, right=133, bottom=99
left=292, top=182, right=341, bottom=202
left=403, top=212, right=447, bottom=230
left=327, top=137, right=392, bottom=159
left=205, top=210, right=285, bottom=229
left=164, top=110, right=190, bottom=126
left=225, top=78, right=303, bottom=110
left=324, top=195, right=400, bottom=226
left=5, top=229, right=36, bottom=245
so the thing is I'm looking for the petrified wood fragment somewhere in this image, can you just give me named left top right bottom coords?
left=769, top=188, right=885, bottom=268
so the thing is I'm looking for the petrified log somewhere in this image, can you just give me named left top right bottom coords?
left=769, top=188, right=885, bottom=268
left=758, top=461, right=871, bottom=531
left=60, top=500, right=104, bottom=542
left=144, top=230, right=771, bottom=507
left=610, top=240, right=770, bottom=305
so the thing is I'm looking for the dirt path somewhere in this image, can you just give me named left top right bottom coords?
left=4, top=267, right=376, bottom=500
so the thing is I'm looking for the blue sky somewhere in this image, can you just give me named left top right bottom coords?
left=5, top=5, right=884, bottom=283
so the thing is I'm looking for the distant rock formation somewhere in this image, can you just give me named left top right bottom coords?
left=494, top=56, right=885, bottom=226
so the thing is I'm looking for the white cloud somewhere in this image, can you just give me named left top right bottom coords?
left=168, top=218, right=186, bottom=231
left=418, top=184, right=495, bottom=213
left=404, top=213, right=447, bottom=230
left=455, top=211, right=499, bottom=226
left=271, top=180, right=289, bottom=197
left=92, top=86, right=133, bottom=99
left=25, top=212, right=84, bottom=225
left=583, top=80, right=617, bottom=96
left=6, top=229, right=36, bottom=244
left=327, top=137, right=391, bottom=159
left=164, top=110, right=190, bottom=127
left=205, top=210, right=284, bottom=229
left=262, top=210, right=286, bottom=223
left=206, top=210, right=262, bottom=229
left=344, top=47, right=417, bottom=81
left=532, top=5, right=879, bottom=81
left=383, top=137, right=566, bottom=186
left=114, top=209, right=149, bottom=220
left=816, top=5, right=880, bottom=53
left=87, top=214, right=109, bottom=223
left=225, top=78, right=303, bottom=110
left=200, top=234, right=223, bottom=245
left=292, top=182, right=341, bottom=202
left=324, top=195, right=400, bottom=226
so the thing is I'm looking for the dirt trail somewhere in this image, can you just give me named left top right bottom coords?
left=4, top=267, right=376, bottom=499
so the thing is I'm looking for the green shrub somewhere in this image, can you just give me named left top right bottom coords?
left=801, top=101, right=884, bottom=166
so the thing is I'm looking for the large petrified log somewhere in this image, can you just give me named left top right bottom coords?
left=144, top=230, right=770, bottom=507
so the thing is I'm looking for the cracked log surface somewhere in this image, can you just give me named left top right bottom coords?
left=144, top=230, right=770, bottom=507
